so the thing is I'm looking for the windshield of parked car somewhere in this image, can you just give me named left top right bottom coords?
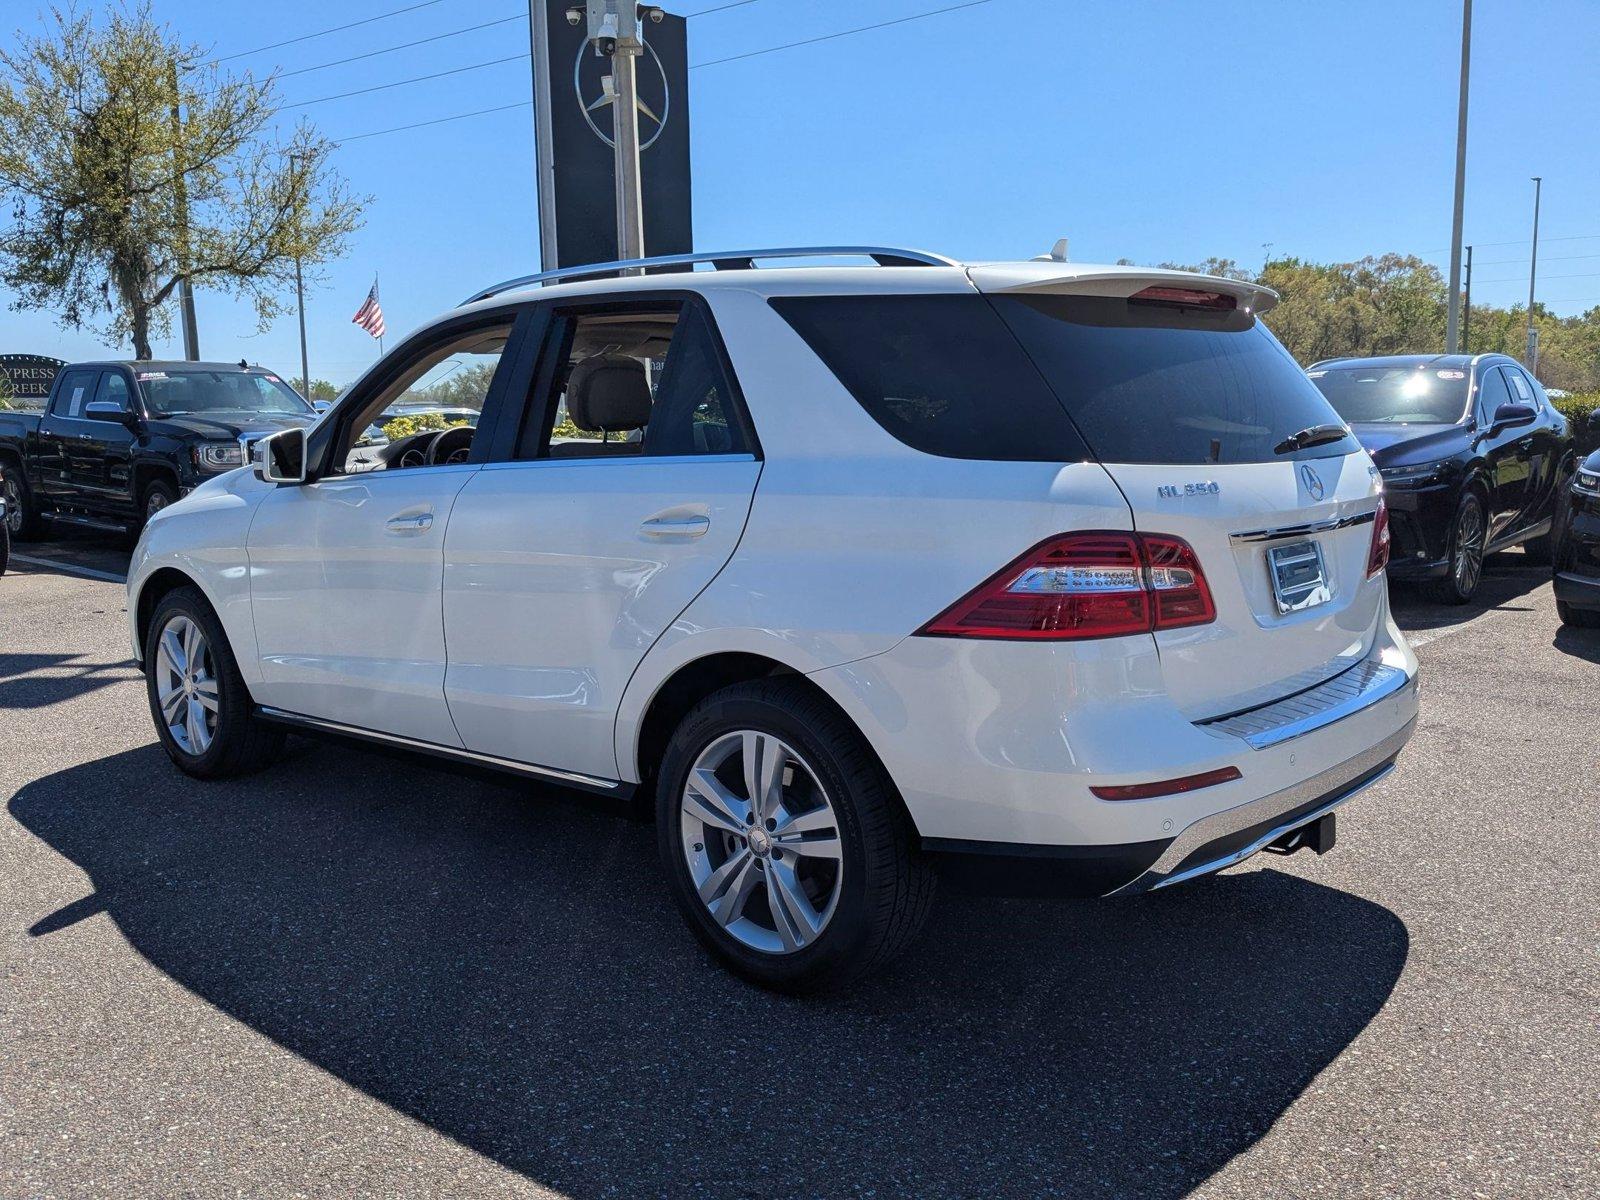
left=1307, top=365, right=1471, bottom=425
left=137, top=369, right=314, bottom=418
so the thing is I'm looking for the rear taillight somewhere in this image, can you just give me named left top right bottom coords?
left=917, top=531, right=1215, bottom=641
left=1366, top=498, right=1391, bottom=578
left=1128, top=286, right=1237, bottom=311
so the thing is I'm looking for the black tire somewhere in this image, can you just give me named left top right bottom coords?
left=144, top=585, right=286, bottom=779
left=1426, top=491, right=1487, bottom=605
left=2, top=464, right=46, bottom=541
left=655, top=678, right=935, bottom=993
left=1557, top=599, right=1600, bottom=629
left=140, top=478, right=179, bottom=527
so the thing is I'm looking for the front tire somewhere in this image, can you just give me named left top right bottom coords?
left=140, top=479, right=178, bottom=529
left=1427, top=491, right=1487, bottom=605
left=144, top=586, right=285, bottom=778
left=1557, top=599, right=1600, bottom=629
left=656, top=679, right=935, bottom=993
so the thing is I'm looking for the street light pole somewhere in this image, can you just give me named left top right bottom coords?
left=1444, top=0, right=1472, bottom=353
left=1462, top=244, right=1472, bottom=354
left=168, top=60, right=200, bottom=360
left=1525, top=176, right=1542, bottom=373
left=288, top=152, right=311, bottom=400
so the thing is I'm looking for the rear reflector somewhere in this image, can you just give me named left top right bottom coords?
left=1090, top=765, right=1242, bottom=802
left=917, top=531, right=1215, bottom=641
left=1128, top=285, right=1237, bottom=311
left=1367, top=497, right=1391, bottom=578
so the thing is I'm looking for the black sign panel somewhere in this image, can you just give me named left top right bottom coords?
left=534, top=3, right=692, bottom=268
left=0, top=354, right=64, bottom=408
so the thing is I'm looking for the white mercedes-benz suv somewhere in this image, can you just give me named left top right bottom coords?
left=128, top=246, right=1419, bottom=992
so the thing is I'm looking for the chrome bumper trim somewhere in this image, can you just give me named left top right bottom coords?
left=1113, top=714, right=1415, bottom=895
left=1199, top=660, right=1413, bottom=750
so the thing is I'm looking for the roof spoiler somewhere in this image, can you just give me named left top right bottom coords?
left=967, top=265, right=1280, bottom=315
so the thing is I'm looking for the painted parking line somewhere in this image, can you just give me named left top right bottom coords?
left=7, top=553, right=128, bottom=585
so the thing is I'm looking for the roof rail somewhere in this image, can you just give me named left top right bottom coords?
left=460, top=245, right=959, bottom=306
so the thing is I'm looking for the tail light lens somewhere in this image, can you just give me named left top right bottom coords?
left=1129, top=286, right=1237, bottom=311
left=918, top=531, right=1215, bottom=641
left=1366, top=498, right=1391, bottom=578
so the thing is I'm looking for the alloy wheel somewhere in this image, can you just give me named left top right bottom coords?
left=679, top=730, right=844, bottom=954
left=3, top=476, right=22, bottom=535
left=153, top=615, right=219, bottom=755
left=146, top=490, right=171, bottom=519
left=1453, top=499, right=1484, bottom=596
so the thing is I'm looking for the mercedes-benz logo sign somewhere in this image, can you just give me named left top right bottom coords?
left=574, top=41, right=671, bottom=151
left=1300, top=463, right=1326, bottom=501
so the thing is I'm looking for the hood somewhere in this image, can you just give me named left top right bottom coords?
left=146, top=411, right=314, bottom=440
left=1348, top=422, right=1471, bottom=468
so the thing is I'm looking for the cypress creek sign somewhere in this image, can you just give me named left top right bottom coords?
left=0, top=354, right=65, bottom=407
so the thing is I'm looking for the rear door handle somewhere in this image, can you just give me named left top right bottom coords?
left=385, top=512, right=434, bottom=534
left=640, top=514, right=710, bottom=540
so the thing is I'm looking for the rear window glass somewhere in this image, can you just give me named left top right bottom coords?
left=1308, top=365, right=1471, bottom=426
left=991, top=295, right=1360, bottom=465
left=769, top=295, right=1090, bottom=462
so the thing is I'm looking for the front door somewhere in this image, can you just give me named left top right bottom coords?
left=33, top=367, right=101, bottom=507
left=72, top=370, right=138, bottom=517
left=1473, top=366, right=1529, bottom=540
left=246, top=313, right=523, bottom=743
left=442, top=298, right=762, bottom=780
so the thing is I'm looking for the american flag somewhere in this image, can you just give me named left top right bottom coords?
left=351, top=279, right=385, bottom=339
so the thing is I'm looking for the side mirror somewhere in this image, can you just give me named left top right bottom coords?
left=1587, top=409, right=1600, bottom=434
left=84, top=400, right=132, bottom=424
left=1490, top=402, right=1537, bottom=434
left=254, top=427, right=308, bottom=484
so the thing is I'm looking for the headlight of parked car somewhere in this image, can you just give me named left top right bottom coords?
left=1575, top=469, right=1600, bottom=494
left=1379, top=460, right=1447, bottom=486
left=193, top=441, right=246, bottom=472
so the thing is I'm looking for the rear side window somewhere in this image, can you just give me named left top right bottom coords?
left=992, top=295, right=1360, bottom=465
left=770, top=295, right=1090, bottom=462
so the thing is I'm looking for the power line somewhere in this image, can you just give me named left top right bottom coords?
left=203, top=0, right=451, bottom=66
left=1417, top=232, right=1600, bottom=255
left=1469, top=250, right=1600, bottom=269
left=287, top=54, right=528, bottom=109
left=691, top=0, right=995, bottom=69
left=685, top=0, right=766, bottom=15
left=276, top=14, right=523, bottom=79
left=1471, top=270, right=1600, bottom=286
left=338, top=99, right=531, bottom=142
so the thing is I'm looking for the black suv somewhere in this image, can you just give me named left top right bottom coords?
left=1308, top=353, right=1574, bottom=604
left=0, top=360, right=315, bottom=538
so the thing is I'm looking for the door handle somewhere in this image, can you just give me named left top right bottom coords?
left=385, top=512, right=434, bottom=534
left=640, top=514, right=710, bottom=540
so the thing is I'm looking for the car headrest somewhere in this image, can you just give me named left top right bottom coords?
left=566, top=354, right=652, bottom=433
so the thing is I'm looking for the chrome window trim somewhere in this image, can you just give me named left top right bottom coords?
left=1229, top=507, right=1377, bottom=545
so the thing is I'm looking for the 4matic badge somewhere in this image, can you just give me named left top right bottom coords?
left=1157, top=481, right=1221, bottom=499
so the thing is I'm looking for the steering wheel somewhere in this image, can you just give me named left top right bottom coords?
left=425, top=425, right=475, bottom=466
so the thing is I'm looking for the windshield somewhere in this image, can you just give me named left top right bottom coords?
left=989, top=295, right=1360, bottom=464
left=1307, top=365, right=1470, bottom=425
left=137, top=369, right=313, bottom=418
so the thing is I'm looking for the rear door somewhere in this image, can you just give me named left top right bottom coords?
left=982, top=281, right=1385, bottom=719
left=442, top=296, right=761, bottom=781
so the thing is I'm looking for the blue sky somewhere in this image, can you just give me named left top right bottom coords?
left=4, top=0, right=1598, bottom=384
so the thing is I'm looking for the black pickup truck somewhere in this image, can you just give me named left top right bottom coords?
left=0, top=359, right=316, bottom=540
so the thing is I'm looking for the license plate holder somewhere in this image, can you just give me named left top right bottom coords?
left=1267, top=539, right=1331, bottom=614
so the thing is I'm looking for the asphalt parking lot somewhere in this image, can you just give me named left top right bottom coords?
left=1, top=537, right=1595, bottom=1199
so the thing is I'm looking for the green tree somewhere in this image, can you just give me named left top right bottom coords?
left=292, top=377, right=340, bottom=402
left=0, top=4, right=364, bottom=359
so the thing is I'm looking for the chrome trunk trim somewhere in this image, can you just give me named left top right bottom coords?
left=1198, top=660, right=1413, bottom=750
left=1229, top=508, right=1378, bottom=545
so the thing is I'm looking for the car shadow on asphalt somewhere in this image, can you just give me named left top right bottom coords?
left=10, top=743, right=1409, bottom=1200
left=1387, top=550, right=1549, bottom=635
left=0, top=653, right=141, bottom=710
left=1552, top=625, right=1600, bottom=663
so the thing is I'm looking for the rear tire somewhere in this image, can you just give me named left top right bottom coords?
left=656, top=678, right=935, bottom=993
left=144, top=586, right=285, bottom=779
left=2, top=466, right=45, bottom=541
left=1557, top=599, right=1600, bottom=629
left=1426, top=491, right=1486, bottom=605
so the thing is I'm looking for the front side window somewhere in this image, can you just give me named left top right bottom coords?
left=1310, top=364, right=1471, bottom=427
left=138, top=370, right=313, bottom=418
left=336, top=321, right=513, bottom=474
left=1475, top=367, right=1513, bottom=428
left=93, top=371, right=131, bottom=412
left=49, top=370, right=99, bottom=419
left=522, top=302, right=749, bottom=460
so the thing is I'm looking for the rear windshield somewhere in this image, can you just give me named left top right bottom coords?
left=990, top=295, right=1360, bottom=464
left=1307, top=365, right=1471, bottom=426
left=768, top=295, right=1089, bottom=461
left=138, top=370, right=313, bottom=418
left=773, top=293, right=1359, bottom=465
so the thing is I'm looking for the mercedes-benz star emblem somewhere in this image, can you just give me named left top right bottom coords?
left=1300, top=463, right=1326, bottom=501
left=574, top=41, right=671, bottom=151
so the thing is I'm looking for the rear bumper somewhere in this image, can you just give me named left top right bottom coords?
left=1554, top=571, right=1600, bottom=610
